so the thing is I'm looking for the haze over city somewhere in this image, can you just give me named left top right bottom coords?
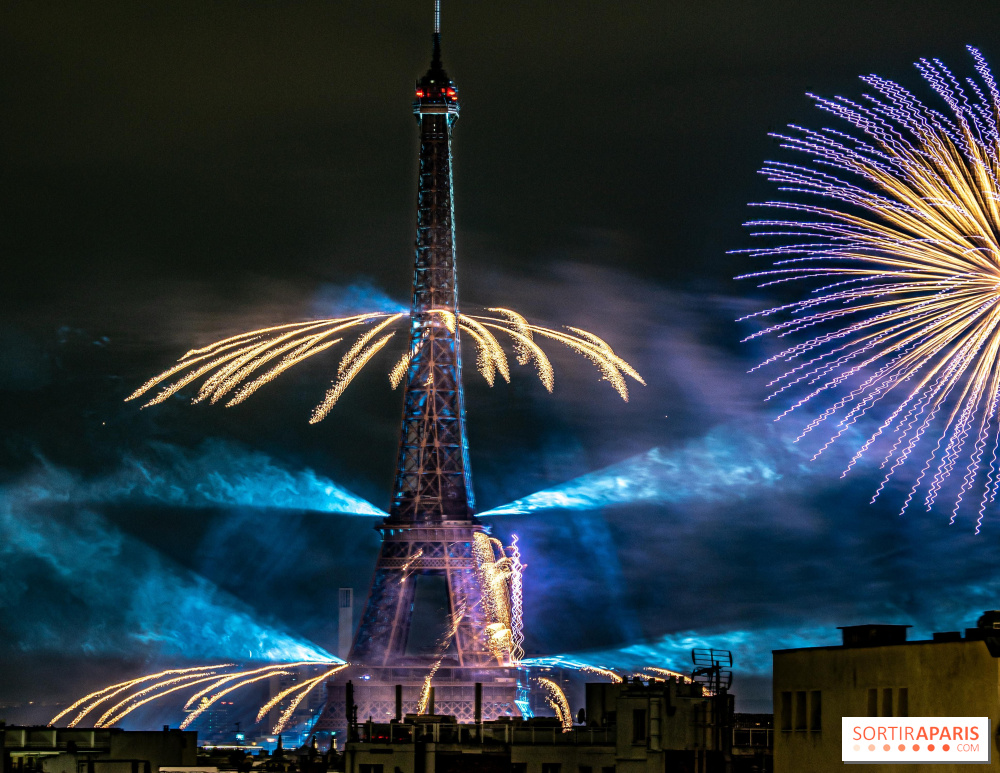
left=3, top=0, right=1000, bottom=723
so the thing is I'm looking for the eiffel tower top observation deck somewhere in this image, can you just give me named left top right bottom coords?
left=387, top=0, right=474, bottom=525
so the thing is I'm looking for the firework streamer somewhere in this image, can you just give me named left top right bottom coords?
left=98, top=674, right=235, bottom=728
left=127, top=310, right=639, bottom=422
left=50, top=665, right=227, bottom=727
left=94, top=672, right=229, bottom=728
left=416, top=603, right=468, bottom=715
left=522, top=657, right=624, bottom=684
left=338, top=315, right=405, bottom=375
left=185, top=662, right=325, bottom=711
left=472, top=533, right=515, bottom=663
left=398, top=547, right=425, bottom=585
left=506, top=535, right=526, bottom=664
left=309, top=334, right=396, bottom=423
left=537, top=678, right=573, bottom=732
left=737, top=47, right=1000, bottom=526
left=270, top=665, right=348, bottom=734
left=179, top=671, right=294, bottom=730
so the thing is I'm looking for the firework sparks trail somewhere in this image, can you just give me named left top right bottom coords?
left=416, top=603, right=468, bottom=715
left=472, top=533, right=515, bottom=664
left=736, top=47, right=1000, bottom=529
left=506, top=535, right=526, bottom=665
left=398, top=547, right=424, bottom=584
left=94, top=671, right=230, bottom=728
left=459, top=325, right=497, bottom=386
left=637, top=666, right=693, bottom=683
left=98, top=674, right=236, bottom=728
left=490, top=308, right=533, bottom=364
left=187, top=662, right=323, bottom=711
left=127, top=311, right=641, bottom=419
left=416, top=673, right=435, bottom=715
left=537, top=678, right=573, bottom=732
left=58, top=661, right=344, bottom=730
left=269, top=664, right=348, bottom=734
left=179, top=671, right=293, bottom=730
left=523, top=658, right=623, bottom=683
left=309, top=333, right=396, bottom=423
left=338, top=315, right=404, bottom=375
left=49, top=665, right=226, bottom=727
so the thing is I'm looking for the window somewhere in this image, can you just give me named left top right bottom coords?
left=898, top=687, right=908, bottom=717
left=809, top=691, right=821, bottom=731
left=633, top=708, right=647, bottom=743
left=780, top=692, right=792, bottom=731
left=601, top=768, right=616, bottom=773
left=882, top=688, right=893, bottom=717
left=794, top=691, right=807, bottom=730
left=359, top=766, right=383, bottom=773
left=867, top=688, right=877, bottom=717
left=542, top=765, right=563, bottom=773
left=579, top=767, right=593, bottom=773
left=511, top=765, right=527, bottom=773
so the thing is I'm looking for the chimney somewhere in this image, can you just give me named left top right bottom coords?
left=338, top=589, right=354, bottom=659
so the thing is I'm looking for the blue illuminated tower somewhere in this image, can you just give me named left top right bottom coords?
left=388, top=1, right=474, bottom=524
left=314, top=3, right=526, bottom=729
left=346, top=0, right=495, bottom=674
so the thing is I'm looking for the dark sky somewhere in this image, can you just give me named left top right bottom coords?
left=4, top=0, right=1000, bottom=720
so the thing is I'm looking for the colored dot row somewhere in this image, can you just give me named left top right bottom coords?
left=853, top=743, right=949, bottom=752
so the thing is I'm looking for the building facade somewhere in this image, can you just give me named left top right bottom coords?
left=343, top=677, right=733, bottom=773
left=1, top=725, right=196, bottom=773
left=773, top=612, right=1000, bottom=773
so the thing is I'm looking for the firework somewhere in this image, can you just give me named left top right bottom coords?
left=506, top=536, right=526, bottom=665
left=416, top=604, right=467, bottom=715
left=126, top=310, right=642, bottom=421
left=94, top=672, right=228, bottom=728
left=472, top=533, right=515, bottom=664
left=639, top=665, right=693, bottom=683
left=270, top=665, right=348, bottom=734
left=55, top=662, right=340, bottom=730
left=51, top=665, right=228, bottom=727
left=179, top=670, right=292, bottom=730
left=522, top=657, right=624, bottom=683
left=187, top=662, right=323, bottom=712
left=537, top=678, right=573, bottom=732
left=398, top=547, right=425, bottom=584
left=100, top=674, right=233, bottom=728
left=738, top=47, right=1000, bottom=530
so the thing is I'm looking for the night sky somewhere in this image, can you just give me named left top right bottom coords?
left=4, top=0, right=1000, bottom=720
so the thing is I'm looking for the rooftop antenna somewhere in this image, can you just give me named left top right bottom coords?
left=434, top=0, right=440, bottom=35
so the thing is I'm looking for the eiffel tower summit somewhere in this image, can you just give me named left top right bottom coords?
left=314, top=0, right=529, bottom=730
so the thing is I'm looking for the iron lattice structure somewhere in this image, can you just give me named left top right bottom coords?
left=389, top=28, right=474, bottom=524
left=313, top=11, right=525, bottom=738
left=347, top=23, right=497, bottom=671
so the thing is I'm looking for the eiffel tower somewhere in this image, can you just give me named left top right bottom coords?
left=313, top=2, right=527, bottom=733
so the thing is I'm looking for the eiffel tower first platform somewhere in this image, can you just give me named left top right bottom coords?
left=313, top=2, right=529, bottom=736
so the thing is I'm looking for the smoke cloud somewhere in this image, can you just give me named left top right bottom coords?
left=18, top=439, right=385, bottom=515
left=0, top=488, right=337, bottom=662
